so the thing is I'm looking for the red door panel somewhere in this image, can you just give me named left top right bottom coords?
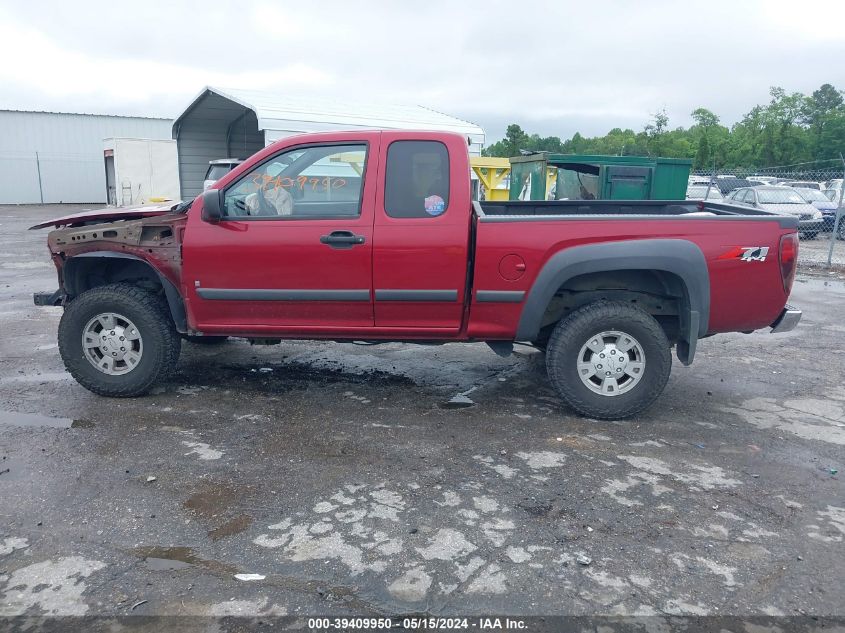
left=372, top=132, right=471, bottom=330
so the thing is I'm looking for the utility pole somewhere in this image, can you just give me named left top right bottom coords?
left=35, top=151, right=44, bottom=204
left=704, top=158, right=716, bottom=201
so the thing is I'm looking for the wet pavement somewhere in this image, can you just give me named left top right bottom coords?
left=1, top=205, right=844, bottom=622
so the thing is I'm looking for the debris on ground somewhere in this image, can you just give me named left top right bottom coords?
left=234, top=573, right=266, bottom=581
left=443, top=394, right=475, bottom=409
left=576, top=554, right=592, bottom=566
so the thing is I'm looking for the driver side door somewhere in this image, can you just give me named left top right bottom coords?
left=183, top=137, right=379, bottom=331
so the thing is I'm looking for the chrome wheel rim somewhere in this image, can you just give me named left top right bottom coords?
left=577, top=330, right=645, bottom=396
left=82, top=312, right=143, bottom=375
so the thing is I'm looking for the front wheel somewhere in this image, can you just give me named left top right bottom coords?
left=58, top=283, right=181, bottom=397
left=802, top=232, right=818, bottom=240
left=545, top=301, right=672, bottom=419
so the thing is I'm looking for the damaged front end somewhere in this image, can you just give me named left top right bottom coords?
left=33, top=211, right=188, bottom=313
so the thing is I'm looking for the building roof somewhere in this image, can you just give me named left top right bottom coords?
left=173, top=86, right=484, bottom=138
left=0, top=108, right=170, bottom=121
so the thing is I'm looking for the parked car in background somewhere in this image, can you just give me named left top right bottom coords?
left=780, top=180, right=822, bottom=190
left=203, top=159, right=244, bottom=191
left=824, top=179, right=844, bottom=204
left=747, top=175, right=778, bottom=185
left=686, top=185, right=724, bottom=200
left=794, top=187, right=840, bottom=231
left=713, top=177, right=754, bottom=195
left=725, top=186, right=824, bottom=238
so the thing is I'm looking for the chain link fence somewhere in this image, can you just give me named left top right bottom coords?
left=689, top=160, right=845, bottom=271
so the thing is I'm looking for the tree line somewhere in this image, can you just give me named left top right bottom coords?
left=482, top=84, right=845, bottom=170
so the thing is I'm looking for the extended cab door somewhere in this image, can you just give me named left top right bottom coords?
left=372, top=133, right=471, bottom=330
left=182, top=135, right=379, bottom=331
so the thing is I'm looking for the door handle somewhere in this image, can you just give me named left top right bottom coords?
left=320, top=230, right=366, bottom=249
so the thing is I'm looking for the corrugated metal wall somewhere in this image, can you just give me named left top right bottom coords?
left=0, top=111, right=172, bottom=204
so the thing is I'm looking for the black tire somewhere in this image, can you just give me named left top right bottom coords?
left=58, top=283, right=181, bottom=397
left=545, top=301, right=672, bottom=419
left=802, top=232, right=818, bottom=240
left=838, top=218, right=845, bottom=241
left=181, top=335, right=229, bottom=345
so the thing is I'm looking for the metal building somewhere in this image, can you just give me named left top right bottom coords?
left=172, top=86, right=486, bottom=199
left=0, top=110, right=172, bottom=204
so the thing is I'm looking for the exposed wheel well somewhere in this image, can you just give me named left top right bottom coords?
left=63, top=256, right=187, bottom=332
left=536, top=269, right=686, bottom=343
left=64, top=257, right=162, bottom=297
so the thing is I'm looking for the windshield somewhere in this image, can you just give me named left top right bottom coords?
left=757, top=189, right=806, bottom=204
left=687, top=186, right=723, bottom=200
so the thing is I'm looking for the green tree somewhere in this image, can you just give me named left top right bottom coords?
left=483, top=83, right=843, bottom=169
left=803, top=83, right=845, bottom=159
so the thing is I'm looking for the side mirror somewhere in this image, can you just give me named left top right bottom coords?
left=200, top=189, right=223, bottom=223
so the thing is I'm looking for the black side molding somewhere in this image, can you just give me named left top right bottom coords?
left=476, top=290, right=525, bottom=303
left=374, top=290, right=458, bottom=302
left=196, top=288, right=371, bottom=302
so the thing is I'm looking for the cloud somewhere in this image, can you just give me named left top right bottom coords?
left=1, top=1, right=843, bottom=142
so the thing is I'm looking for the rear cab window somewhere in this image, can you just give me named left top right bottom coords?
left=384, top=141, right=450, bottom=218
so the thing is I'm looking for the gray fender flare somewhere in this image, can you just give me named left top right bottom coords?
left=515, top=239, right=709, bottom=365
left=63, top=251, right=187, bottom=333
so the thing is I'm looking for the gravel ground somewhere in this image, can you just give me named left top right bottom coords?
left=0, top=205, right=843, bottom=630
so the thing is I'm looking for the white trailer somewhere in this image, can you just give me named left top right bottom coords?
left=103, top=138, right=180, bottom=207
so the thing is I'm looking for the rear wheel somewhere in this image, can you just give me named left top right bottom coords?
left=545, top=301, right=672, bottom=419
left=58, top=283, right=180, bottom=397
left=802, top=232, right=818, bottom=240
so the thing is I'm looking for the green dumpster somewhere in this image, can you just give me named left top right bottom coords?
left=509, top=153, right=692, bottom=201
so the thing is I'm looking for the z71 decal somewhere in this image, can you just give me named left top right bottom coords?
left=740, top=246, right=769, bottom=261
left=719, top=246, right=770, bottom=262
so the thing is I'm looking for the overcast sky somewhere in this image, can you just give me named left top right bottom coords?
left=1, top=1, right=843, bottom=143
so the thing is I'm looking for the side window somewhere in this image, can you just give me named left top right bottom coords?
left=384, top=141, right=450, bottom=218
left=744, top=189, right=756, bottom=204
left=223, top=144, right=366, bottom=219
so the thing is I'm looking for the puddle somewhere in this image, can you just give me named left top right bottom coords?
left=0, top=410, right=93, bottom=429
left=144, top=557, right=194, bottom=571
left=183, top=482, right=244, bottom=519
left=209, top=514, right=253, bottom=541
left=131, top=546, right=237, bottom=575
left=441, top=394, right=476, bottom=409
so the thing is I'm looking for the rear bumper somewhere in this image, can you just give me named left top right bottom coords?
left=33, top=289, right=64, bottom=306
left=770, top=304, right=801, bottom=333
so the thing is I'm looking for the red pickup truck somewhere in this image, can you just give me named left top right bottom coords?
left=32, top=130, right=802, bottom=419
